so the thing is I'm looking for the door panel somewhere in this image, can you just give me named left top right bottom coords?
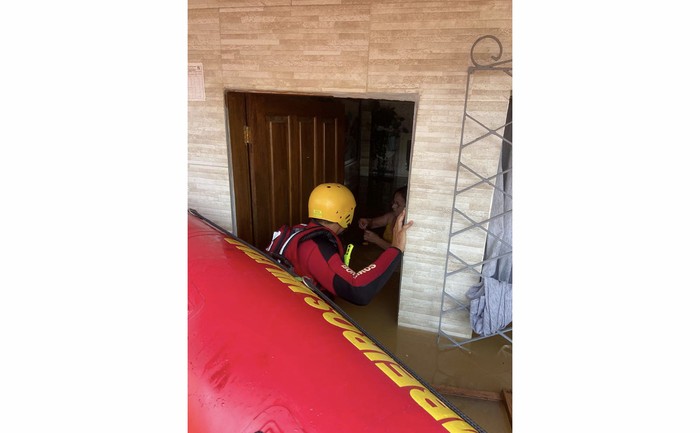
left=268, top=116, right=292, bottom=233
left=226, top=93, right=253, bottom=242
left=227, top=92, right=345, bottom=249
left=299, top=117, right=317, bottom=224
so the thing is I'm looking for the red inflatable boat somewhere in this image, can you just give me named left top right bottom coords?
left=188, top=209, right=484, bottom=433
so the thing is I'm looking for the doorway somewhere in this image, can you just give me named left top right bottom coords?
left=226, top=91, right=416, bottom=325
left=226, top=91, right=415, bottom=252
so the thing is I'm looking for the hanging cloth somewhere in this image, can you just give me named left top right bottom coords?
left=466, top=277, right=512, bottom=335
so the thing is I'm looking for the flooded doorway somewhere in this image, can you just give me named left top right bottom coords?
left=226, top=91, right=416, bottom=314
left=226, top=92, right=415, bottom=248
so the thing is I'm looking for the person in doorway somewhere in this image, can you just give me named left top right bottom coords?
left=357, top=186, right=408, bottom=250
left=271, top=183, right=413, bottom=306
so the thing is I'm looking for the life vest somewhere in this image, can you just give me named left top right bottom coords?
left=265, top=223, right=345, bottom=274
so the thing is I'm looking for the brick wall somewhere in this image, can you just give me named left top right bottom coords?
left=188, top=0, right=512, bottom=336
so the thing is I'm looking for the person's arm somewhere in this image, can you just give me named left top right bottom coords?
left=299, top=237, right=403, bottom=306
left=358, top=212, right=392, bottom=230
left=363, top=229, right=392, bottom=250
left=365, top=209, right=413, bottom=251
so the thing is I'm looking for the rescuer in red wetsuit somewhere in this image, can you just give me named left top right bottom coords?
left=290, top=183, right=413, bottom=306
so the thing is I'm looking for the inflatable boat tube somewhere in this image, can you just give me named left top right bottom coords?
left=188, top=209, right=484, bottom=433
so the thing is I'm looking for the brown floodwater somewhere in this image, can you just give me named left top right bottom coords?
left=332, top=240, right=513, bottom=433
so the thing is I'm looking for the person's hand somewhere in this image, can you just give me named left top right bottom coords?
left=363, top=229, right=381, bottom=245
left=358, top=217, right=371, bottom=230
left=391, top=209, right=414, bottom=252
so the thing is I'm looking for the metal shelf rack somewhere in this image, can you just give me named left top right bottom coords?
left=437, top=35, right=513, bottom=350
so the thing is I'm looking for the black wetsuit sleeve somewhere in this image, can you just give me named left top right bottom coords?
left=304, top=237, right=403, bottom=306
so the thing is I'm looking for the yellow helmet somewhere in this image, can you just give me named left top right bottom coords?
left=308, top=183, right=356, bottom=228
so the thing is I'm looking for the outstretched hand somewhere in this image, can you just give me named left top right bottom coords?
left=391, top=209, right=414, bottom=252
left=363, top=229, right=382, bottom=244
left=358, top=217, right=370, bottom=230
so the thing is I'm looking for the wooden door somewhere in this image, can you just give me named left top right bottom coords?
left=227, top=92, right=346, bottom=250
